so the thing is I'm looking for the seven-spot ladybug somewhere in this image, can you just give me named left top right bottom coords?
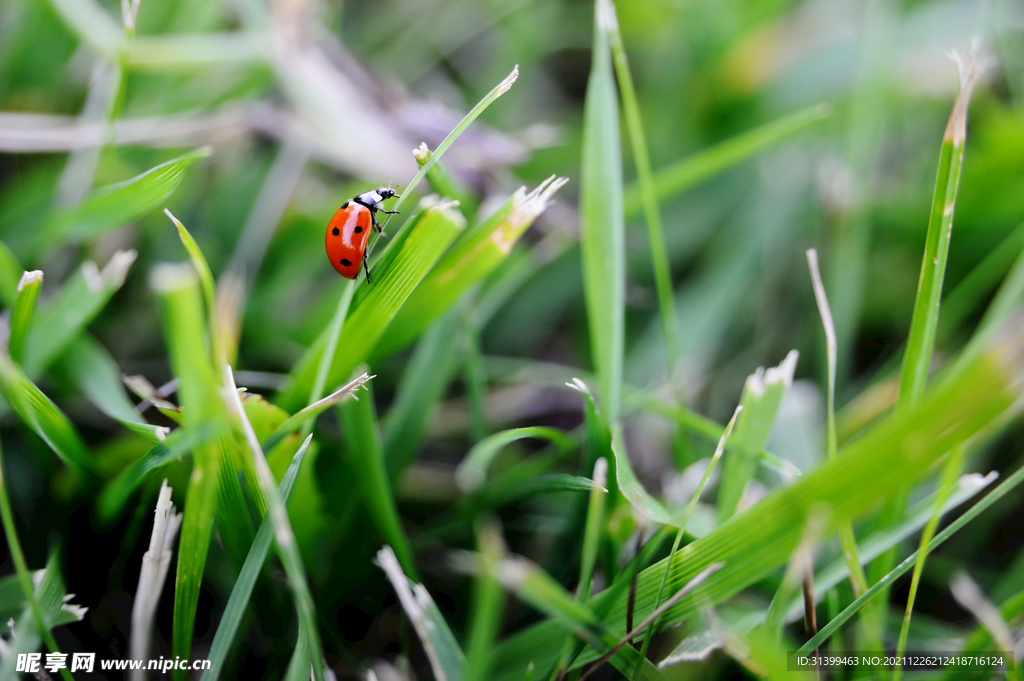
left=325, top=186, right=401, bottom=283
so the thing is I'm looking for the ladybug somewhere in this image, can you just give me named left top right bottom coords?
left=325, top=186, right=400, bottom=283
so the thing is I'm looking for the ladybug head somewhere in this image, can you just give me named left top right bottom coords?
left=376, top=186, right=400, bottom=200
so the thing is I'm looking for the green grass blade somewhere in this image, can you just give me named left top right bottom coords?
left=455, top=427, right=575, bottom=494
left=279, top=202, right=465, bottom=411
left=382, top=310, right=462, bottom=481
left=96, top=423, right=221, bottom=521
left=610, top=422, right=675, bottom=525
left=164, top=209, right=216, bottom=329
left=61, top=334, right=167, bottom=443
left=580, top=0, right=625, bottom=424
left=0, top=352, right=93, bottom=477
left=45, top=147, right=210, bottom=242
left=898, top=52, right=984, bottom=409
left=605, top=1, right=679, bottom=379
left=23, top=250, right=136, bottom=376
left=152, top=264, right=224, bottom=680
left=222, top=365, right=325, bottom=681
left=622, top=104, right=831, bottom=217
left=42, top=0, right=120, bottom=58
left=462, top=305, right=488, bottom=443
left=716, top=350, right=798, bottom=522
left=578, top=457, right=607, bottom=601
left=799, top=460, right=1024, bottom=654
left=0, top=241, right=24, bottom=307
left=0, top=441, right=74, bottom=681
left=202, top=433, right=312, bottom=681
left=373, top=177, right=568, bottom=360
left=463, top=520, right=507, bottom=681
left=490, top=336, right=1024, bottom=680
left=337, top=376, right=418, bottom=579
left=370, top=66, right=518, bottom=233
left=893, top=443, right=967, bottom=680
left=378, top=546, right=465, bottom=681
left=8, top=271, right=42, bottom=364
left=779, top=466, right=995, bottom=622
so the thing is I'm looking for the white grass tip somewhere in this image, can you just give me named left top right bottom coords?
left=944, top=40, right=992, bottom=146
left=950, top=570, right=1015, bottom=653
left=959, top=470, right=998, bottom=489
left=566, top=377, right=591, bottom=395
left=413, top=142, right=431, bottom=162
left=596, top=0, right=619, bottom=33
left=745, top=349, right=799, bottom=398
left=16, top=270, right=42, bottom=291
left=496, top=65, right=519, bottom=96
left=149, top=262, right=198, bottom=294
left=592, top=457, right=608, bottom=490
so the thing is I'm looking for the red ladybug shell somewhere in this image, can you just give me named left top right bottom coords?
left=325, top=200, right=371, bottom=279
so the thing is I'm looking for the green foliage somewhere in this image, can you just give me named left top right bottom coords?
left=2, top=0, right=1022, bottom=678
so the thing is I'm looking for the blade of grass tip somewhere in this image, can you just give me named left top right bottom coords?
left=949, top=572, right=1019, bottom=681
left=23, top=249, right=136, bottom=377
left=622, top=103, right=831, bottom=218
left=337, top=373, right=418, bottom=579
left=130, top=480, right=181, bottom=679
left=261, top=372, right=373, bottom=454
left=633, top=406, right=741, bottom=678
left=799, top=460, right=1024, bottom=653
left=578, top=457, right=608, bottom=601
left=9, top=271, right=42, bottom=364
left=164, top=209, right=219, bottom=356
left=806, top=248, right=881, bottom=651
left=580, top=0, right=625, bottom=424
left=892, top=443, right=968, bottom=681
left=365, top=64, right=518, bottom=256
left=605, top=0, right=680, bottom=385
left=463, top=519, right=508, bottom=681
left=878, top=41, right=987, bottom=619
left=222, top=365, right=325, bottom=681
left=202, top=433, right=312, bottom=681
left=379, top=546, right=466, bottom=681
left=0, top=437, right=75, bottom=681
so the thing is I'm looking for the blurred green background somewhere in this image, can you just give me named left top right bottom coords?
left=1, top=0, right=1023, bottom=678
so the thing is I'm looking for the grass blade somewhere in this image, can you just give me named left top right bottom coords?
left=201, top=433, right=312, bottom=681
left=716, top=350, right=798, bottom=522
left=0, top=241, right=24, bottom=307
left=337, top=375, right=418, bottom=579
left=374, top=177, right=568, bottom=360
left=152, top=264, right=225, bottom=680
left=463, top=520, right=507, bottom=681
left=0, top=441, right=75, bottom=681
left=378, top=546, right=465, bottom=681
left=0, top=352, right=93, bottom=477
left=455, top=427, right=574, bottom=494
left=580, top=0, right=625, bottom=424
left=622, top=104, right=831, bottom=217
left=490, top=333, right=1024, bottom=679
left=799, top=460, right=1024, bottom=654
left=222, top=365, right=325, bottom=681
left=8, top=271, right=42, bottom=364
left=382, top=309, right=462, bottom=482
left=61, top=334, right=168, bottom=443
left=605, top=2, right=679, bottom=383
left=23, top=250, right=136, bottom=376
left=44, top=147, right=210, bottom=242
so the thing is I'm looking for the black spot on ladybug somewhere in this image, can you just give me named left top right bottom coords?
left=354, top=226, right=363, bottom=233
left=332, top=227, right=340, bottom=236
left=340, top=259, right=352, bottom=267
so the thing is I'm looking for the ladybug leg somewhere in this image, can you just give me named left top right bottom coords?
left=362, top=249, right=372, bottom=284
left=379, top=209, right=400, bottom=215
left=371, top=210, right=388, bottom=238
